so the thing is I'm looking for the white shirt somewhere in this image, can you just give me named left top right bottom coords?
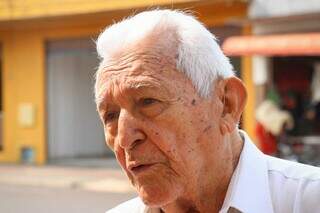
left=107, top=131, right=320, bottom=213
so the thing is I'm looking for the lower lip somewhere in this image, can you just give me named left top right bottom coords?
left=131, top=164, right=155, bottom=175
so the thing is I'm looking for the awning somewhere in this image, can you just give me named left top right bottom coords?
left=222, top=33, right=320, bottom=56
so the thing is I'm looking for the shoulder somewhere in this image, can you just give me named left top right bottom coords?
left=266, top=155, right=320, bottom=180
left=265, top=156, right=320, bottom=212
left=106, top=197, right=146, bottom=213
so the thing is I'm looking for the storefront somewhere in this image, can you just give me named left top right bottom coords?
left=0, top=0, right=247, bottom=164
left=223, top=1, right=320, bottom=166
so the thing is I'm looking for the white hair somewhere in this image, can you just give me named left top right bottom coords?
left=95, top=9, right=234, bottom=97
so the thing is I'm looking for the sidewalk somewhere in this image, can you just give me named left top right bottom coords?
left=0, top=158, right=135, bottom=194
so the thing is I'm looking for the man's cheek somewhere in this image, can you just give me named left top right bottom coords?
left=114, top=148, right=136, bottom=184
left=114, top=147, right=126, bottom=169
left=105, top=131, right=116, bottom=150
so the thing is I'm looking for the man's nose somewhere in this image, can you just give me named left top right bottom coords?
left=117, top=109, right=146, bottom=150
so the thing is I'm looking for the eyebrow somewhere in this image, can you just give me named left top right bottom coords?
left=96, top=80, right=165, bottom=111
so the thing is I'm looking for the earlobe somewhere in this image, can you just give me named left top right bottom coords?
left=219, top=77, right=247, bottom=132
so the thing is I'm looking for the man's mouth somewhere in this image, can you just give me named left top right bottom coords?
left=128, top=163, right=155, bottom=175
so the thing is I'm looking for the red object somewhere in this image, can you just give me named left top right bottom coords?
left=222, top=33, right=320, bottom=56
left=255, top=122, right=277, bottom=155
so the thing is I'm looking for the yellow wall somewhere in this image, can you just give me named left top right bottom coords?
left=241, top=26, right=257, bottom=145
left=0, top=23, right=106, bottom=164
left=0, top=1, right=247, bottom=164
left=0, top=0, right=197, bottom=21
left=0, top=31, right=46, bottom=163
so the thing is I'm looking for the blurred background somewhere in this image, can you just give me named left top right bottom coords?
left=0, top=0, right=319, bottom=212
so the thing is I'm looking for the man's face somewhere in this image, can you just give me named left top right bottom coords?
left=96, top=47, right=226, bottom=206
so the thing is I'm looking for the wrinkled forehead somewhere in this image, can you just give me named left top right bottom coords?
left=97, top=46, right=177, bottom=80
left=95, top=49, right=184, bottom=104
left=95, top=30, right=182, bottom=100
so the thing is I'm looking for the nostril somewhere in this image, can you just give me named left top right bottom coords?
left=118, top=130, right=146, bottom=150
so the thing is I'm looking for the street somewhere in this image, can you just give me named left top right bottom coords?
left=0, top=184, right=136, bottom=213
left=0, top=161, right=137, bottom=213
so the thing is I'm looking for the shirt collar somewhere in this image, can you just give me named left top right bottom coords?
left=220, top=130, right=274, bottom=213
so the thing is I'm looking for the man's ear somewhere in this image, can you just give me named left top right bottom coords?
left=219, top=77, right=247, bottom=134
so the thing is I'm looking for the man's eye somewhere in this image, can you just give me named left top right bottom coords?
left=104, top=111, right=119, bottom=123
left=140, top=98, right=159, bottom=106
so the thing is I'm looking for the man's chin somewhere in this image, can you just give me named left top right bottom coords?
left=139, top=190, right=171, bottom=207
left=136, top=184, right=180, bottom=207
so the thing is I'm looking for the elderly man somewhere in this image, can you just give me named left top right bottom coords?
left=95, top=10, right=320, bottom=213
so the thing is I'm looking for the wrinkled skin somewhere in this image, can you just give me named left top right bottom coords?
left=96, top=37, right=246, bottom=212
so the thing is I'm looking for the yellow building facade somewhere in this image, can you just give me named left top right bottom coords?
left=0, top=0, right=250, bottom=164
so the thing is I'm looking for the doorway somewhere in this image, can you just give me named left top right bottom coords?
left=46, top=38, right=110, bottom=160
